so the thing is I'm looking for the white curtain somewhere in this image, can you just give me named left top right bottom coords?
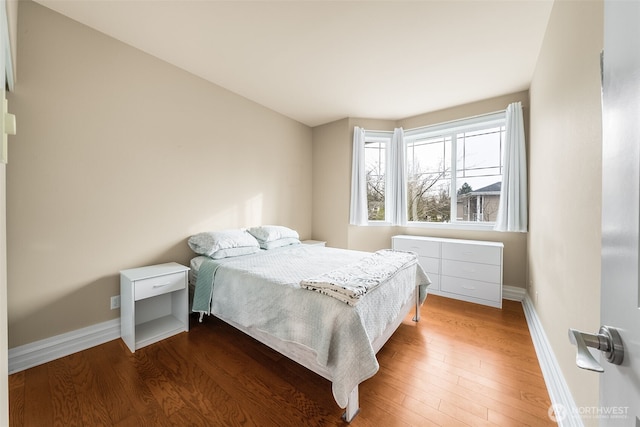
left=349, top=126, right=368, bottom=225
left=387, top=127, right=407, bottom=226
left=494, top=102, right=528, bottom=232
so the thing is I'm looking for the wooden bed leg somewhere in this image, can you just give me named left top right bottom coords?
left=342, top=386, right=360, bottom=423
left=412, top=286, right=421, bottom=322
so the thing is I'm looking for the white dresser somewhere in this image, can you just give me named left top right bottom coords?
left=392, top=235, right=504, bottom=308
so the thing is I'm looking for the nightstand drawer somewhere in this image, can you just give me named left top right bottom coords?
left=134, top=272, right=185, bottom=301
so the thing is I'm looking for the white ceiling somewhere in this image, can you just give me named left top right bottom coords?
left=34, top=0, right=554, bottom=127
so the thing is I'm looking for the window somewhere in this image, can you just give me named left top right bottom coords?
left=455, top=127, right=504, bottom=222
left=364, top=132, right=392, bottom=221
left=405, top=112, right=505, bottom=225
left=361, top=113, right=506, bottom=226
left=406, top=134, right=452, bottom=222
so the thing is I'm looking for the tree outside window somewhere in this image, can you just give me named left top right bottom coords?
left=364, top=137, right=388, bottom=221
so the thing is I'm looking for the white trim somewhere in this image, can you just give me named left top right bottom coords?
left=364, top=130, right=393, bottom=141
left=404, top=110, right=506, bottom=140
left=8, top=318, right=121, bottom=374
left=503, top=285, right=526, bottom=301
left=404, top=221, right=497, bottom=231
left=521, top=294, right=583, bottom=427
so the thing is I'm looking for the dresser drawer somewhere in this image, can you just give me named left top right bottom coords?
left=441, top=276, right=501, bottom=302
left=134, top=271, right=186, bottom=301
left=393, top=238, right=440, bottom=258
left=418, top=256, right=440, bottom=275
left=442, top=259, right=501, bottom=283
left=442, top=242, right=501, bottom=265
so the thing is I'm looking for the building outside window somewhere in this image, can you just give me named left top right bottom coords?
left=457, top=181, right=502, bottom=222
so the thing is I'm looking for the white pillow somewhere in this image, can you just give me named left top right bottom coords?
left=247, top=225, right=299, bottom=243
left=260, top=237, right=301, bottom=250
left=208, top=246, right=261, bottom=260
left=188, top=229, right=260, bottom=258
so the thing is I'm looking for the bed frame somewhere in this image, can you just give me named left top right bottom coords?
left=214, top=284, right=421, bottom=422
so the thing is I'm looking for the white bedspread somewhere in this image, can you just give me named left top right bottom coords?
left=191, top=244, right=430, bottom=408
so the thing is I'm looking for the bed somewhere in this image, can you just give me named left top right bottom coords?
left=188, top=227, right=430, bottom=422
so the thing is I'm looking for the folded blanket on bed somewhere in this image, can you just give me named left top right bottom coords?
left=300, top=249, right=417, bottom=305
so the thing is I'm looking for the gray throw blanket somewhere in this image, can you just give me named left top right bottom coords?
left=300, top=249, right=418, bottom=305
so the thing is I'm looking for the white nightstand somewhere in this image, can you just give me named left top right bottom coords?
left=120, top=262, right=190, bottom=352
left=302, top=240, right=326, bottom=247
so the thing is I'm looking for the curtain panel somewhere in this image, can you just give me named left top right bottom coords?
left=494, top=101, right=528, bottom=232
left=349, top=126, right=368, bottom=226
left=387, top=128, right=407, bottom=226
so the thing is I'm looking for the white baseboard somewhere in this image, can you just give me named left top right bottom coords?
left=521, top=294, right=583, bottom=427
left=8, top=318, right=121, bottom=374
left=503, top=285, right=527, bottom=301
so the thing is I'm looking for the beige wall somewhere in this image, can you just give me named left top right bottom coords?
left=398, top=91, right=528, bottom=130
left=6, top=1, right=312, bottom=348
left=529, top=0, right=603, bottom=418
left=311, top=118, right=350, bottom=248
left=312, top=92, right=529, bottom=289
left=311, top=117, right=396, bottom=250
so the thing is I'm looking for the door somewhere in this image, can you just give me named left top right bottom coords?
left=601, top=0, right=640, bottom=424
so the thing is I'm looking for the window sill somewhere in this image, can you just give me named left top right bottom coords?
left=405, top=221, right=497, bottom=231
left=361, top=221, right=499, bottom=232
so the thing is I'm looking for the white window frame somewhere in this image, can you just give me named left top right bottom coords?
left=358, top=112, right=506, bottom=230
left=363, top=130, right=393, bottom=224
left=404, top=111, right=506, bottom=229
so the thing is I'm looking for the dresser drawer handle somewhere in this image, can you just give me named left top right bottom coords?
left=462, top=285, right=476, bottom=290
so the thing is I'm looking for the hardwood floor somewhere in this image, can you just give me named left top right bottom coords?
left=9, top=295, right=555, bottom=426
